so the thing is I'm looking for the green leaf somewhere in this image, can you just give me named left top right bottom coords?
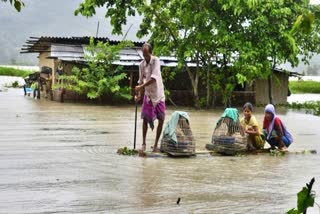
left=14, top=0, right=21, bottom=11
left=286, top=208, right=299, bottom=214
left=297, top=187, right=315, bottom=212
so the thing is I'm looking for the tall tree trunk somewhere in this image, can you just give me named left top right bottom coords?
left=222, top=54, right=231, bottom=107
left=194, top=53, right=200, bottom=107
left=269, top=58, right=276, bottom=105
left=211, top=89, right=216, bottom=107
left=206, top=63, right=211, bottom=109
left=268, top=75, right=274, bottom=105
left=185, top=65, right=198, bottom=107
left=227, top=97, right=231, bottom=108
left=184, top=51, right=200, bottom=108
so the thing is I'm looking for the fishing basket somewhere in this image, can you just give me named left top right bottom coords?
left=161, top=114, right=195, bottom=155
left=211, top=115, right=247, bottom=155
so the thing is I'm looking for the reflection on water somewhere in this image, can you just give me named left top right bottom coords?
left=0, top=89, right=320, bottom=213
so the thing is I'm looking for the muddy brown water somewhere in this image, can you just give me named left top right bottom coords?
left=1, top=88, right=320, bottom=213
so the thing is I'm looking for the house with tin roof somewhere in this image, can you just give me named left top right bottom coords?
left=20, top=36, right=297, bottom=106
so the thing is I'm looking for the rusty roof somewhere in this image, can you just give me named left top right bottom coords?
left=20, top=36, right=145, bottom=54
left=19, top=36, right=199, bottom=67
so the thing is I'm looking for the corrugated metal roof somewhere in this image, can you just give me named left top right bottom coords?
left=20, top=36, right=201, bottom=67
left=55, top=57, right=85, bottom=62
left=48, top=43, right=195, bottom=67
left=112, top=61, right=141, bottom=66
left=20, top=36, right=145, bottom=53
left=50, top=44, right=84, bottom=58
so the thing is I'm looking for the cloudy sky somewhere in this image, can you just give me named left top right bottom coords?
left=0, top=0, right=144, bottom=64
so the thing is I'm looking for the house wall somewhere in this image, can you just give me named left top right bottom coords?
left=61, top=62, right=75, bottom=75
left=52, top=61, right=76, bottom=102
left=38, top=52, right=62, bottom=101
left=232, top=91, right=256, bottom=106
left=39, top=52, right=54, bottom=69
left=38, top=52, right=56, bottom=84
left=254, top=73, right=289, bottom=105
left=36, top=52, right=290, bottom=106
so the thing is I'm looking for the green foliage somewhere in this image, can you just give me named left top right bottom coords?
left=196, top=97, right=207, bottom=109
left=291, top=11, right=316, bottom=35
left=290, top=81, right=320, bottom=94
left=1, top=0, right=24, bottom=11
left=0, top=67, right=33, bottom=77
left=269, top=149, right=286, bottom=157
left=30, top=82, right=37, bottom=90
left=117, top=147, right=138, bottom=156
left=287, top=178, right=315, bottom=214
left=75, top=0, right=320, bottom=107
left=235, top=152, right=247, bottom=157
left=11, top=81, right=19, bottom=88
left=289, top=101, right=320, bottom=116
left=56, top=38, right=133, bottom=101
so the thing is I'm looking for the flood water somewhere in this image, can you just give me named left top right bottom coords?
left=1, top=88, right=320, bottom=214
left=287, top=93, right=320, bottom=103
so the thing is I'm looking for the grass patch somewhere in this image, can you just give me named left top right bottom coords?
left=289, top=80, right=320, bottom=94
left=288, top=101, right=320, bottom=116
left=0, top=67, right=34, bottom=78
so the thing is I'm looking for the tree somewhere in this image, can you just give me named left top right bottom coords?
left=222, top=0, right=320, bottom=104
left=76, top=0, right=235, bottom=107
left=75, top=0, right=320, bottom=107
left=1, top=0, right=24, bottom=12
left=57, top=38, right=133, bottom=102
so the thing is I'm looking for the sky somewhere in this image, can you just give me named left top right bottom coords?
left=0, top=0, right=144, bottom=65
left=311, top=0, right=320, bottom=4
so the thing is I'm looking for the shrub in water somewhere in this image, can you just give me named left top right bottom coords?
left=12, top=81, right=19, bottom=88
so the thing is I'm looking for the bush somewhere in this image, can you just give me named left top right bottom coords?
left=289, top=81, right=320, bottom=94
left=11, top=81, right=19, bottom=88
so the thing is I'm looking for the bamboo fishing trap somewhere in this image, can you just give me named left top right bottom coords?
left=211, top=108, right=247, bottom=155
left=160, top=111, right=195, bottom=156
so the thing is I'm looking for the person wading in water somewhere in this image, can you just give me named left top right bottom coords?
left=135, top=43, right=166, bottom=152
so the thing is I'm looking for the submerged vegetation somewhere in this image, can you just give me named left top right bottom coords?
left=269, top=149, right=286, bottom=157
left=0, top=66, right=33, bottom=77
left=288, top=101, right=320, bottom=116
left=290, top=81, right=320, bottom=94
left=11, top=80, right=19, bottom=88
left=288, top=80, right=320, bottom=117
left=117, top=147, right=138, bottom=156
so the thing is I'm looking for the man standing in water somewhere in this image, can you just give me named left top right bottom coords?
left=135, top=43, right=166, bottom=152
